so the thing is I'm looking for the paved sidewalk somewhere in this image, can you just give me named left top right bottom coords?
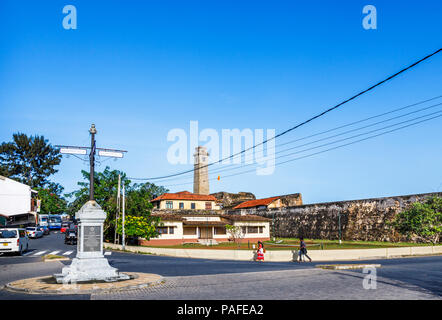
left=91, top=268, right=440, bottom=300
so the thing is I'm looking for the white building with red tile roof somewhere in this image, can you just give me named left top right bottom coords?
left=139, top=213, right=271, bottom=246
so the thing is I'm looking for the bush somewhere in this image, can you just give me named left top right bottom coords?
left=391, top=196, right=441, bottom=244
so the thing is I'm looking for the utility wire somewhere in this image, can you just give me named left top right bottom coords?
left=179, top=102, right=442, bottom=179
left=129, top=48, right=442, bottom=181
left=158, top=112, right=442, bottom=187
left=137, top=97, right=442, bottom=184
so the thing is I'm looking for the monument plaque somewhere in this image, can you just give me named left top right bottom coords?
left=83, top=226, right=101, bottom=252
left=54, top=200, right=129, bottom=283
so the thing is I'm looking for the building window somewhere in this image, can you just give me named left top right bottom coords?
left=214, top=227, right=226, bottom=235
left=166, top=201, right=173, bottom=209
left=157, top=227, right=168, bottom=234
left=247, top=226, right=259, bottom=234
left=191, top=203, right=196, bottom=209
left=169, top=226, right=174, bottom=234
left=259, top=226, right=264, bottom=233
left=179, top=202, right=184, bottom=209
left=205, top=202, right=212, bottom=210
left=183, top=227, right=197, bottom=235
left=241, top=226, right=247, bottom=234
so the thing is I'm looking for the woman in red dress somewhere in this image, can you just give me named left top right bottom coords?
left=256, top=241, right=264, bottom=262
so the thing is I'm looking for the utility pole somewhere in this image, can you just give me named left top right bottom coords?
left=338, top=212, right=342, bottom=245
left=122, top=183, right=126, bottom=251
left=115, top=174, right=121, bottom=244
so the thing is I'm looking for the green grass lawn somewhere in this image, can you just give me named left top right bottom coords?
left=138, top=238, right=440, bottom=250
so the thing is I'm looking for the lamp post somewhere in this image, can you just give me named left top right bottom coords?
left=89, top=124, right=97, bottom=201
left=338, top=212, right=342, bottom=245
left=337, top=211, right=346, bottom=245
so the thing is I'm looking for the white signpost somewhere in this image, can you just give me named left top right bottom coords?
left=54, top=124, right=129, bottom=283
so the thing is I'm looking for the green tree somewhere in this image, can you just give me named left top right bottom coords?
left=66, top=166, right=168, bottom=241
left=116, top=215, right=161, bottom=244
left=0, top=133, right=61, bottom=188
left=35, top=182, right=67, bottom=215
left=391, top=196, right=442, bottom=244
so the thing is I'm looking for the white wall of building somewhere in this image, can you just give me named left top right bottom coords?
left=0, top=176, right=31, bottom=216
left=232, top=221, right=270, bottom=239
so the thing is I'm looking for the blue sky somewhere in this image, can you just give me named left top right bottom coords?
left=0, top=0, right=441, bottom=204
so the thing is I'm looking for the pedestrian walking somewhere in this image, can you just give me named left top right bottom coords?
left=256, top=241, right=265, bottom=262
left=298, top=237, right=312, bottom=262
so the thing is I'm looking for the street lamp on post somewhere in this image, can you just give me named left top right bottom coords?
left=337, top=211, right=346, bottom=245
left=338, top=212, right=342, bottom=245
left=89, top=124, right=97, bottom=201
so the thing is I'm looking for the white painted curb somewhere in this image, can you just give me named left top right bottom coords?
left=104, top=243, right=442, bottom=262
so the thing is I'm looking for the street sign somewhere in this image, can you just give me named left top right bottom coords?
left=98, top=150, right=124, bottom=158
left=59, top=147, right=87, bottom=155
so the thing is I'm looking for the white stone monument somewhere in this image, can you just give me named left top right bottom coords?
left=54, top=200, right=129, bottom=283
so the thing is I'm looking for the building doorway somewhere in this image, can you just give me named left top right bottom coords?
left=198, top=227, right=213, bottom=239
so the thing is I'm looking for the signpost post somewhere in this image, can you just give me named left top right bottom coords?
left=54, top=124, right=129, bottom=283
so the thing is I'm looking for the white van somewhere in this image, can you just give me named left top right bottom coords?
left=0, top=228, right=29, bottom=255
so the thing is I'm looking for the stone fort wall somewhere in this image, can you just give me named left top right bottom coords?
left=225, top=192, right=442, bottom=242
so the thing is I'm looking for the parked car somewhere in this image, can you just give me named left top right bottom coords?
left=37, top=225, right=49, bottom=235
left=26, top=227, right=43, bottom=238
left=60, top=222, right=70, bottom=233
left=0, top=228, right=29, bottom=255
left=64, top=227, right=77, bottom=245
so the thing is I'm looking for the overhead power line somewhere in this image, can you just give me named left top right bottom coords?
left=130, top=47, right=442, bottom=181
left=132, top=96, right=442, bottom=184
left=158, top=111, right=442, bottom=188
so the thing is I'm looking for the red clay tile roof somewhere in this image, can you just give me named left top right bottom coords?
left=233, top=196, right=280, bottom=209
left=151, top=192, right=218, bottom=202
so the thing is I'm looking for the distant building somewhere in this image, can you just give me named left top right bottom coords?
left=0, top=176, right=38, bottom=227
left=233, top=193, right=303, bottom=211
left=139, top=213, right=271, bottom=246
left=151, top=191, right=221, bottom=210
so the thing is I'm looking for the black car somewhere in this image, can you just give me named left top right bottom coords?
left=64, top=227, right=77, bottom=245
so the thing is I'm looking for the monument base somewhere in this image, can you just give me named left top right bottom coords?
left=54, top=257, right=130, bottom=284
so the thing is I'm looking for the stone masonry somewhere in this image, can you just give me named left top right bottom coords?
left=193, top=146, right=209, bottom=195
left=226, top=192, right=442, bottom=242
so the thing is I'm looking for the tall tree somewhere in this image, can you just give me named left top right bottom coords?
left=0, top=133, right=62, bottom=188
left=35, top=182, right=67, bottom=215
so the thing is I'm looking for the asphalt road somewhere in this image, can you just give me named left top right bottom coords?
left=0, top=232, right=441, bottom=299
